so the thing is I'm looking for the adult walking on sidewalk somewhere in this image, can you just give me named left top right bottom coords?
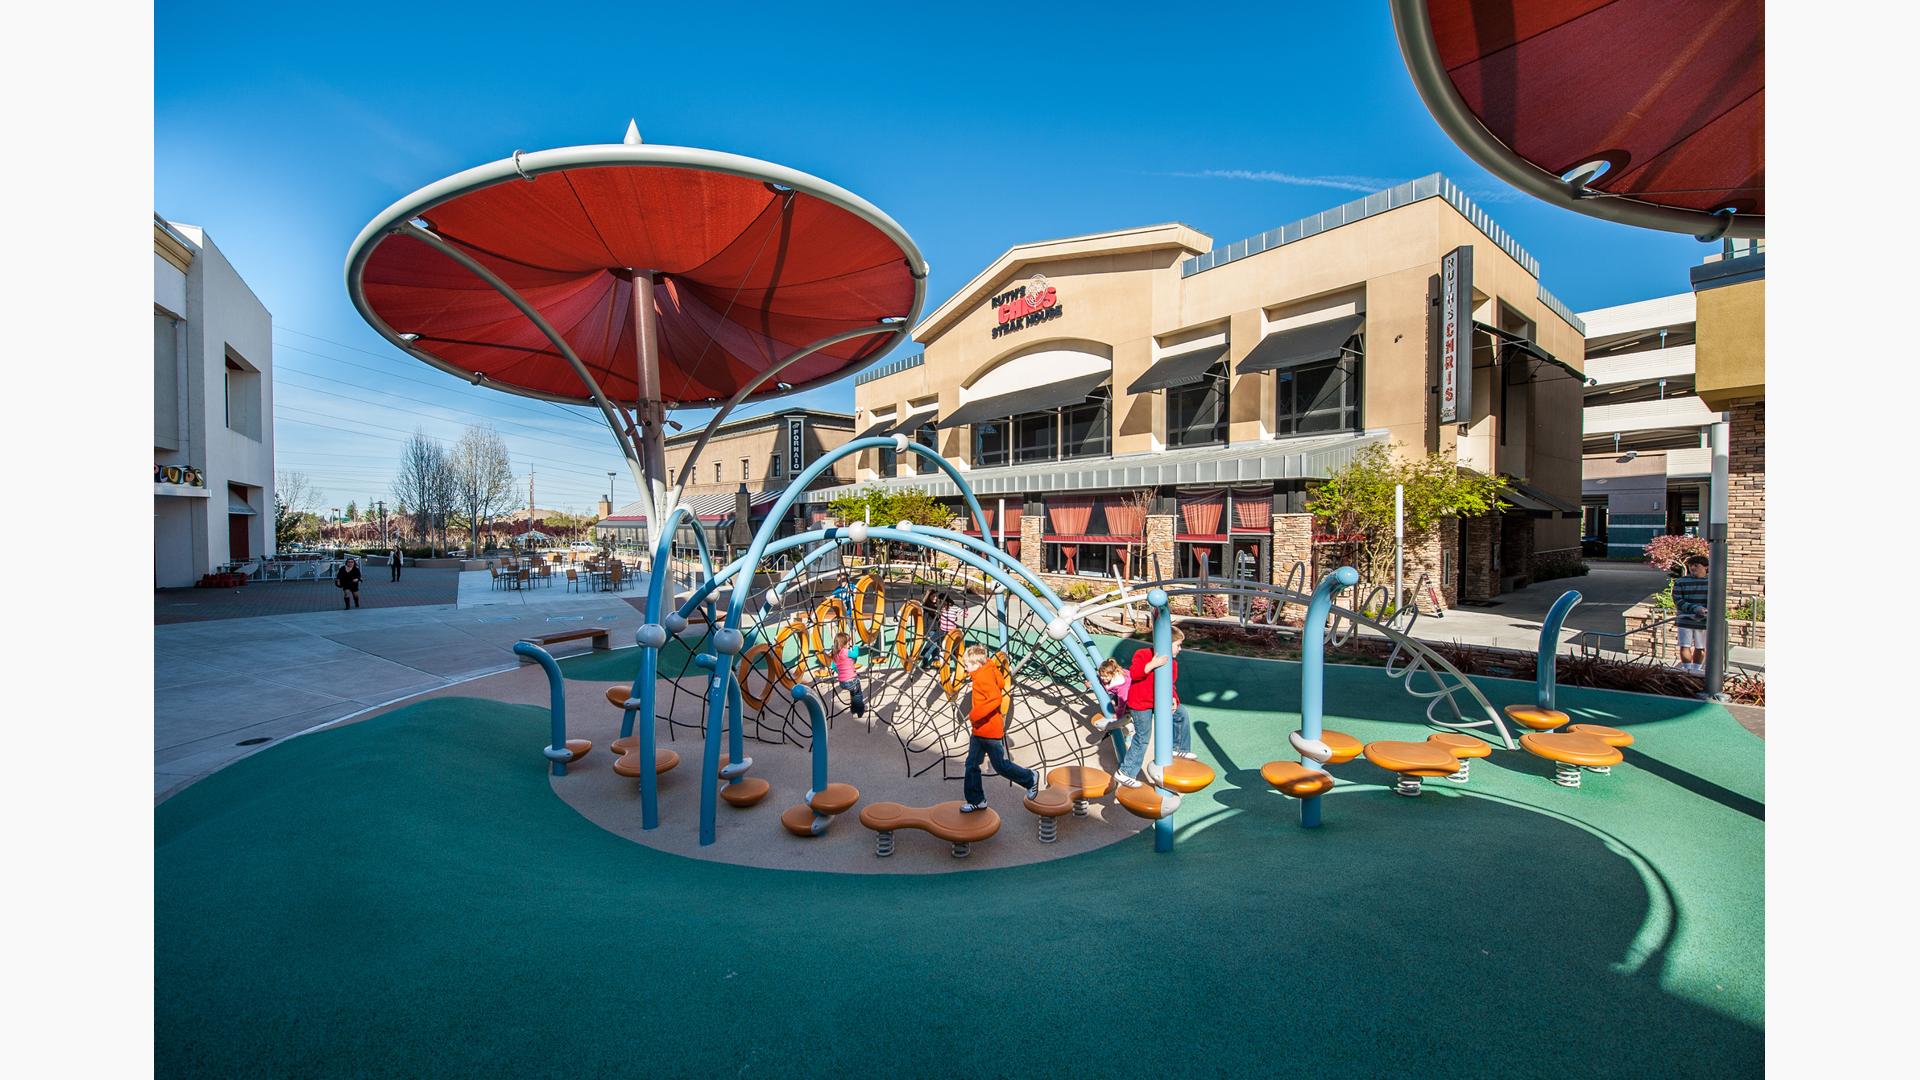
left=336, top=557, right=363, bottom=609
left=389, top=547, right=402, bottom=582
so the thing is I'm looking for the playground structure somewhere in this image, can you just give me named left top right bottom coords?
left=349, top=127, right=1634, bottom=863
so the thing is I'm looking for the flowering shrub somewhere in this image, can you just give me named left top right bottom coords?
left=1200, top=592, right=1229, bottom=618
left=1248, top=596, right=1273, bottom=621
left=1643, top=534, right=1710, bottom=575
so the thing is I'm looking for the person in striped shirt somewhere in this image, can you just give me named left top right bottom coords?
left=1671, top=555, right=1712, bottom=675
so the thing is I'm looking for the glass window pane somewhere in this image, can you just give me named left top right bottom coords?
left=1014, top=411, right=1057, bottom=463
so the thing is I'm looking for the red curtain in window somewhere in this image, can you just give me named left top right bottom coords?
left=1048, top=496, right=1094, bottom=573
left=1232, top=489, right=1271, bottom=532
left=1102, top=496, right=1144, bottom=541
left=1179, top=492, right=1225, bottom=537
left=1047, top=496, right=1095, bottom=536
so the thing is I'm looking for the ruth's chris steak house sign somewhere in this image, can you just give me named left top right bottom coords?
left=989, top=274, right=1062, bottom=339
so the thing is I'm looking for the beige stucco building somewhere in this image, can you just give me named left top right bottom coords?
left=596, top=408, right=854, bottom=550
left=811, top=175, right=1587, bottom=604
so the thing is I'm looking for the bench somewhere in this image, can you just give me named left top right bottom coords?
left=858, top=800, right=999, bottom=858
left=517, top=627, right=611, bottom=659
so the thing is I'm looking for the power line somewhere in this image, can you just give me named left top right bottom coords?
left=272, top=335, right=611, bottom=433
left=274, top=371, right=617, bottom=455
left=273, top=407, right=631, bottom=488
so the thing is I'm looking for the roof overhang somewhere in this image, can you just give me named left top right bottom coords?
left=1389, top=0, right=1764, bottom=241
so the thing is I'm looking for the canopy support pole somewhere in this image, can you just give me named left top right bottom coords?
left=619, top=269, right=673, bottom=527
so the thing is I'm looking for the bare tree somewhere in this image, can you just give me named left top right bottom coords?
left=390, top=431, right=452, bottom=555
left=450, top=424, right=516, bottom=553
left=274, top=469, right=322, bottom=550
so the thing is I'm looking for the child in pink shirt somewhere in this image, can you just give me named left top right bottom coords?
left=1091, top=657, right=1132, bottom=734
left=832, top=632, right=865, bottom=716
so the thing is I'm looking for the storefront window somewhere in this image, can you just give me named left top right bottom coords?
left=1046, top=542, right=1116, bottom=577
left=973, top=421, right=1009, bottom=468
left=1061, top=389, right=1111, bottom=459
left=878, top=444, right=897, bottom=477
left=1178, top=541, right=1225, bottom=578
left=1167, top=360, right=1229, bottom=447
left=1276, top=351, right=1362, bottom=435
left=1014, top=412, right=1057, bottom=463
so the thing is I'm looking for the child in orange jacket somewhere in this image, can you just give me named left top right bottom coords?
left=960, top=644, right=1039, bottom=812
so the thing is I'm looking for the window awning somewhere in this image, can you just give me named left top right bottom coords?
left=1236, top=314, right=1363, bottom=375
left=227, top=491, right=256, bottom=515
left=938, top=371, right=1111, bottom=429
left=1474, top=322, right=1586, bottom=385
left=853, top=417, right=894, bottom=439
left=1127, top=344, right=1227, bottom=394
left=886, top=406, right=937, bottom=434
left=1502, top=480, right=1580, bottom=519
left=598, top=489, right=783, bottom=525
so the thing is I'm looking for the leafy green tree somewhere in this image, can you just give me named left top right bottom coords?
left=1308, top=443, right=1509, bottom=586
left=344, top=500, right=357, bottom=522
left=827, top=487, right=953, bottom=529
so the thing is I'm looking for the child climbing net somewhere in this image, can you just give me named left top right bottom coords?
left=652, top=544, right=1097, bottom=782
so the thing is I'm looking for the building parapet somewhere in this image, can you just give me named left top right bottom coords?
left=852, top=352, right=924, bottom=386
left=1179, top=173, right=1585, bottom=335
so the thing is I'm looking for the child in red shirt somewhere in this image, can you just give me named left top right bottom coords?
left=1114, top=627, right=1193, bottom=788
left=960, top=645, right=1039, bottom=812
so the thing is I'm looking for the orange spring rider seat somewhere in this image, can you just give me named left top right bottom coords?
left=1364, top=740, right=1470, bottom=797
left=1522, top=730, right=1629, bottom=787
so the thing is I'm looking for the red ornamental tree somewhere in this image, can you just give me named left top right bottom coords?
left=1643, top=534, right=1710, bottom=575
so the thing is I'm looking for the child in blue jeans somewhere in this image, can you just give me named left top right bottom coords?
left=831, top=631, right=865, bottom=716
left=1113, top=628, right=1193, bottom=788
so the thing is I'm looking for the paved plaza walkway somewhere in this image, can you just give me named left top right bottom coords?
left=153, top=569, right=651, bottom=799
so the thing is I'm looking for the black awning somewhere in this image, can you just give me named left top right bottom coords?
left=886, top=407, right=938, bottom=434
left=1236, top=313, right=1363, bottom=375
left=938, top=370, right=1111, bottom=428
left=1475, top=322, right=1587, bottom=384
left=1127, top=343, right=1228, bottom=394
left=1503, top=479, right=1580, bottom=518
left=852, top=418, right=893, bottom=439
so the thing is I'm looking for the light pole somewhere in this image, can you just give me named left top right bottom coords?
left=607, top=471, right=616, bottom=503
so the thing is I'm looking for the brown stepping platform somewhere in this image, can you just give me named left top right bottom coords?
left=612, top=747, right=680, bottom=778
left=1259, top=760, right=1334, bottom=798
left=1158, top=758, right=1215, bottom=794
left=559, top=739, right=592, bottom=763
left=809, top=782, right=861, bottom=816
left=1114, top=782, right=1180, bottom=820
left=1567, top=723, right=1633, bottom=747
left=1364, top=740, right=1463, bottom=797
left=604, top=686, right=638, bottom=709
left=857, top=801, right=1001, bottom=857
left=611, top=735, right=637, bottom=755
left=720, top=777, right=771, bottom=807
left=1520, top=732, right=1624, bottom=768
left=1427, top=733, right=1493, bottom=759
left=780, top=804, right=825, bottom=837
left=1504, top=704, right=1570, bottom=731
left=1363, top=740, right=1462, bottom=776
left=1022, top=787, right=1076, bottom=817
left=1046, top=766, right=1112, bottom=801
left=1322, top=730, right=1364, bottom=764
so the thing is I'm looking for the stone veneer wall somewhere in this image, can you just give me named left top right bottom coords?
left=1726, top=400, right=1765, bottom=602
left=1462, top=514, right=1499, bottom=602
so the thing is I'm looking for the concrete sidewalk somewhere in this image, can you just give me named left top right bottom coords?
left=155, top=570, right=654, bottom=801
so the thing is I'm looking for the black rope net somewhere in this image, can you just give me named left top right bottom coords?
left=653, top=547, right=1099, bottom=782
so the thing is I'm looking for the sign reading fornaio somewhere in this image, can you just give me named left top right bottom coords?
left=989, top=274, right=1063, bottom=339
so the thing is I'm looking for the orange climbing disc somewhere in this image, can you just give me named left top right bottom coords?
left=1363, top=740, right=1462, bottom=777
left=809, top=782, right=861, bottom=816
left=1047, top=766, right=1113, bottom=800
left=1023, top=787, right=1076, bottom=817
left=1260, top=760, right=1335, bottom=798
left=1427, top=732, right=1493, bottom=759
left=1114, top=782, right=1178, bottom=820
left=613, top=747, right=681, bottom=777
left=1504, top=704, right=1569, bottom=731
left=720, top=776, right=771, bottom=807
left=1321, top=730, right=1364, bottom=764
left=1567, top=723, right=1633, bottom=747
left=1159, top=757, right=1215, bottom=793
left=1520, top=732, right=1623, bottom=768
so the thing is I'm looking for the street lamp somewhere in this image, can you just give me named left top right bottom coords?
left=607, top=471, right=616, bottom=502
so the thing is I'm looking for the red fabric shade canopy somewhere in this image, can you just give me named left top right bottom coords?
left=1394, top=0, right=1764, bottom=236
left=348, top=146, right=923, bottom=406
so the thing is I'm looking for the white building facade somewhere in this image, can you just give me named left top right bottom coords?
left=154, top=216, right=275, bottom=587
left=1578, top=291, right=1712, bottom=557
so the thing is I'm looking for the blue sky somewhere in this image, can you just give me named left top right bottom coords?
left=156, top=0, right=1705, bottom=514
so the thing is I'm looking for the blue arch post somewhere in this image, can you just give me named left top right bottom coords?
left=1300, top=567, right=1359, bottom=829
left=625, top=504, right=721, bottom=831
left=1535, top=590, right=1583, bottom=711
left=1147, top=588, right=1175, bottom=853
left=512, top=642, right=574, bottom=777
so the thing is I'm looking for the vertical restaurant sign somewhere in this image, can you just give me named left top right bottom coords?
left=1439, top=245, right=1473, bottom=424
left=787, top=416, right=805, bottom=473
left=989, top=273, right=1063, bottom=339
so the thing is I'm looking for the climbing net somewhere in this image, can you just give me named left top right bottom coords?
left=654, top=544, right=1100, bottom=781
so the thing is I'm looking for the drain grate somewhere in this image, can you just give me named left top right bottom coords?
left=235, top=737, right=272, bottom=746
